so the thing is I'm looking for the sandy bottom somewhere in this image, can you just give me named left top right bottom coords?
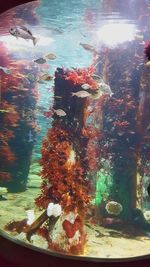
left=0, top=165, right=150, bottom=260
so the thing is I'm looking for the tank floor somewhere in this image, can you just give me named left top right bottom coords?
left=0, top=170, right=150, bottom=259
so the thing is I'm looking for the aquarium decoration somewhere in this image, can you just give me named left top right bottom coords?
left=0, top=43, right=39, bottom=192
left=0, top=0, right=150, bottom=261
left=0, top=1, right=39, bottom=192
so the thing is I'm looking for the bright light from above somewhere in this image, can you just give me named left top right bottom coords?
left=0, top=34, right=54, bottom=51
left=96, top=23, right=136, bottom=47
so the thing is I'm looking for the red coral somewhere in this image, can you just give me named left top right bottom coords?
left=113, top=120, right=130, bottom=128
left=0, top=40, right=39, bottom=185
left=5, top=219, right=27, bottom=233
left=65, top=65, right=97, bottom=90
left=35, top=126, right=91, bottom=211
left=62, top=220, right=76, bottom=238
left=0, top=172, right=11, bottom=182
left=62, top=215, right=82, bottom=238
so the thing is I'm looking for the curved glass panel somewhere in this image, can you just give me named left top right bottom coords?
left=0, top=0, right=150, bottom=260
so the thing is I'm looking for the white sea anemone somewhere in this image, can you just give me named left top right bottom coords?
left=47, top=202, right=62, bottom=217
left=105, top=201, right=123, bottom=216
left=26, top=210, right=35, bottom=225
left=53, top=204, right=62, bottom=217
left=47, top=202, right=54, bottom=217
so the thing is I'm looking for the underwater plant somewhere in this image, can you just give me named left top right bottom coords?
left=0, top=41, right=39, bottom=191
left=65, top=65, right=97, bottom=90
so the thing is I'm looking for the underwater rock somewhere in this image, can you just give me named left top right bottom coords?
left=30, top=234, right=48, bottom=249
left=144, top=211, right=150, bottom=223
left=0, top=187, right=8, bottom=195
left=105, top=201, right=123, bottom=216
left=132, top=209, right=150, bottom=231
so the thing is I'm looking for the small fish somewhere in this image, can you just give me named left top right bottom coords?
left=37, top=80, right=46, bottom=84
left=98, top=81, right=113, bottom=96
left=35, top=125, right=41, bottom=133
left=34, top=58, right=47, bottom=64
left=55, top=96, right=62, bottom=99
left=81, top=83, right=91, bottom=90
left=53, top=109, right=66, bottom=117
left=39, top=73, right=53, bottom=81
left=135, top=34, right=144, bottom=42
left=26, top=73, right=37, bottom=83
left=91, top=73, right=102, bottom=82
left=0, top=109, right=11, bottom=113
left=45, top=53, right=56, bottom=60
left=71, top=91, right=91, bottom=98
left=79, top=42, right=99, bottom=54
left=117, top=132, right=124, bottom=136
left=36, top=105, right=46, bottom=112
left=9, top=26, right=38, bottom=46
left=0, top=66, right=11, bottom=75
left=28, top=130, right=34, bottom=143
left=95, top=230, right=105, bottom=238
left=145, top=61, right=150, bottom=67
left=43, top=110, right=53, bottom=118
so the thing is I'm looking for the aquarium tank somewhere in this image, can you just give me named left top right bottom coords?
left=0, top=0, right=150, bottom=261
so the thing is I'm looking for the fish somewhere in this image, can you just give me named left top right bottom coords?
left=0, top=109, right=11, bottom=113
left=145, top=61, right=150, bottom=67
left=98, top=81, right=113, bottom=96
left=36, top=105, right=46, bottom=112
left=55, top=96, right=62, bottom=99
left=37, top=80, right=46, bottom=84
left=39, top=73, right=53, bottom=81
left=71, top=91, right=91, bottom=98
left=34, top=58, right=47, bottom=64
left=28, top=130, right=34, bottom=143
left=91, top=73, right=102, bottom=82
left=9, top=26, right=38, bottom=46
left=0, top=66, right=11, bottom=75
left=79, top=42, right=99, bottom=54
left=81, top=83, right=91, bottom=90
left=45, top=53, right=56, bottom=60
left=53, top=109, right=66, bottom=117
left=44, top=26, right=64, bottom=34
left=26, top=73, right=37, bottom=83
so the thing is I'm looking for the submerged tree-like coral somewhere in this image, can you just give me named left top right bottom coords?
left=35, top=66, right=103, bottom=254
left=36, top=126, right=91, bottom=211
left=0, top=42, right=39, bottom=191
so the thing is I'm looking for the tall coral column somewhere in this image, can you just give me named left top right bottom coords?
left=95, top=0, right=150, bottom=221
left=36, top=66, right=99, bottom=254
